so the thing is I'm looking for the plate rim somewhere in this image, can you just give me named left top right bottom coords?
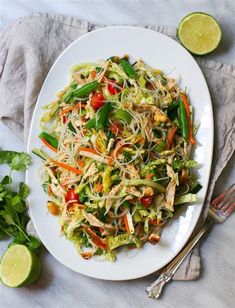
left=26, top=25, right=214, bottom=280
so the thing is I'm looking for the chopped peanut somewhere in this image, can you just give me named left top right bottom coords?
left=154, top=110, right=168, bottom=125
left=143, top=186, right=154, bottom=196
left=81, top=252, right=93, bottom=260
left=47, top=202, right=60, bottom=216
left=67, top=202, right=85, bottom=212
left=148, top=234, right=161, bottom=245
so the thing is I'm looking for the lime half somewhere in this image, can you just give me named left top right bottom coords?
left=178, top=12, right=222, bottom=55
left=0, top=244, right=41, bottom=288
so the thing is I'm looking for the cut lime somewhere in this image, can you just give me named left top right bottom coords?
left=178, top=12, right=222, bottom=55
left=0, top=244, right=41, bottom=288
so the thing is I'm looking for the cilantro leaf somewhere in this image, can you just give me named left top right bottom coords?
left=18, top=182, right=30, bottom=200
left=2, top=225, right=18, bottom=237
left=11, top=195, right=22, bottom=206
left=0, top=151, right=19, bottom=165
left=1, top=175, right=12, bottom=185
left=0, top=210, right=15, bottom=225
left=0, top=229, right=6, bottom=240
left=11, top=232, right=28, bottom=245
left=27, top=236, right=41, bottom=255
left=0, top=191, right=7, bottom=201
left=10, top=153, right=31, bottom=171
left=0, top=151, right=31, bottom=171
left=20, top=214, right=29, bottom=230
left=14, top=201, right=26, bottom=214
left=0, top=150, right=41, bottom=259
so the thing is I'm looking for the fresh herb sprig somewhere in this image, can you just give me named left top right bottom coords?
left=0, top=150, right=41, bottom=254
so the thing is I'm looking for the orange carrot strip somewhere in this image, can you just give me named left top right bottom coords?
left=145, top=173, right=155, bottom=180
left=77, top=159, right=85, bottom=167
left=90, top=70, right=96, bottom=78
left=40, top=138, right=58, bottom=153
left=61, top=102, right=86, bottom=116
left=61, top=106, right=74, bottom=116
left=107, top=154, right=113, bottom=166
left=189, top=131, right=196, bottom=145
left=83, top=225, right=107, bottom=250
left=49, top=158, right=82, bottom=175
left=94, top=183, right=103, bottom=193
left=167, top=126, right=177, bottom=149
left=123, top=215, right=131, bottom=234
left=180, top=94, right=190, bottom=118
left=149, top=219, right=164, bottom=226
left=48, top=185, right=53, bottom=195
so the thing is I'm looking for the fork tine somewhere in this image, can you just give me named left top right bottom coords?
left=224, top=201, right=235, bottom=217
left=216, top=186, right=235, bottom=210
left=211, top=184, right=235, bottom=210
left=220, top=196, right=235, bottom=212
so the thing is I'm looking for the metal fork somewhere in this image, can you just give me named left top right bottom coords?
left=146, top=183, right=235, bottom=299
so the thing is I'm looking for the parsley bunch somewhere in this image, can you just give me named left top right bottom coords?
left=0, top=150, right=41, bottom=254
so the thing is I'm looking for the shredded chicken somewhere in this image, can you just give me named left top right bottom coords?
left=46, top=167, right=66, bottom=198
left=141, top=116, right=155, bottom=141
left=81, top=210, right=113, bottom=231
left=124, top=164, right=140, bottom=178
left=134, top=103, right=168, bottom=126
left=125, top=186, right=142, bottom=198
left=154, top=193, right=165, bottom=209
left=163, top=165, right=178, bottom=211
left=105, top=182, right=124, bottom=214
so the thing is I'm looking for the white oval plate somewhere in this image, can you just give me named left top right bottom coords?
left=26, top=26, right=213, bottom=280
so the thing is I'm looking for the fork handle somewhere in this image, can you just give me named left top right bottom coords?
left=146, top=220, right=213, bottom=299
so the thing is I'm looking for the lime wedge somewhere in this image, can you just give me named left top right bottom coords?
left=0, top=244, right=41, bottom=288
left=178, top=12, right=222, bottom=55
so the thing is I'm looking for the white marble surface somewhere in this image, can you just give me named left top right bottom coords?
left=0, top=1, right=235, bottom=307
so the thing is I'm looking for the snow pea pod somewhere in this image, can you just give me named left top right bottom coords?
left=85, top=118, right=96, bottom=130
left=97, top=102, right=112, bottom=130
left=114, top=109, right=132, bottom=124
left=120, top=58, right=137, bottom=79
left=73, top=80, right=99, bottom=98
left=179, top=101, right=189, bottom=140
left=39, top=132, right=58, bottom=149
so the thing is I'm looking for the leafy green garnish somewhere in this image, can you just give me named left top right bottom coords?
left=0, top=150, right=31, bottom=171
left=11, top=153, right=31, bottom=171
left=79, top=189, right=88, bottom=203
left=172, top=159, right=197, bottom=171
left=0, top=150, right=40, bottom=255
left=123, top=151, right=132, bottom=163
left=0, top=151, right=19, bottom=165
left=98, top=207, right=106, bottom=222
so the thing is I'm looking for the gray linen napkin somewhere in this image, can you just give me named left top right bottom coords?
left=0, top=13, right=234, bottom=281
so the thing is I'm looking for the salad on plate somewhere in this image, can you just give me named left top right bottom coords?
left=33, top=56, right=201, bottom=261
